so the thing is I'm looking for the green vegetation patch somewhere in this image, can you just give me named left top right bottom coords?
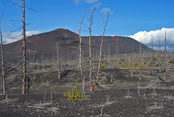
left=64, top=78, right=87, bottom=101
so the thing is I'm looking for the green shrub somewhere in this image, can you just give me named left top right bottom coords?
left=144, top=62, right=146, bottom=65
left=156, top=63, right=162, bottom=67
left=64, top=78, right=87, bottom=101
left=153, top=57, right=156, bottom=61
left=100, top=66, right=108, bottom=69
left=50, top=67, right=53, bottom=70
left=149, top=62, right=155, bottom=66
left=169, top=60, right=174, bottom=64
left=135, top=63, right=139, bottom=66
left=119, top=62, right=122, bottom=64
left=20, top=66, right=23, bottom=69
left=50, top=63, right=54, bottom=66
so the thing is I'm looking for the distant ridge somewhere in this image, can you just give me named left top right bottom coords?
left=2, top=28, right=150, bottom=63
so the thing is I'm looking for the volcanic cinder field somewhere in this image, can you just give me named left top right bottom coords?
left=0, top=29, right=174, bottom=117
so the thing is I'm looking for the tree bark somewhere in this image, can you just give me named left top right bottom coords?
left=79, top=14, right=86, bottom=92
left=56, top=42, right=60, bottom=80
left=89, top=2, right=100, bottom=91
left=0, top=14, right=5, bottom=94
left=151, top=36, right=154, bottom=75
left=139, top=42, right=142, bottom=81
left=131, top=46, right=133, bottom=77
left=164, top=31, right=166, bottom=81
left=96, top=11, right=110, bottom=81
left=22, top=0, right=26, bottom=94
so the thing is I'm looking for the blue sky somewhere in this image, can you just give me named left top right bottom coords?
left=0, top=0, right=174, bottom=51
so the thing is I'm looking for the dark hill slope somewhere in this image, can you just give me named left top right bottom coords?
left=82, top=36, right=150, bottom=54
left=2, top=28, right=150, bottom=63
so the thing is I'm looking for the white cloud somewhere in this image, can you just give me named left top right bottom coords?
left=101, top=7, right=112, bottom=15
left=85, top=0, right=99, bottom=4
left=2, top=30, right=41, bottom=44
left=129, top=28, right=174, bottom=44
left=129, top=28, right=174, bottom=51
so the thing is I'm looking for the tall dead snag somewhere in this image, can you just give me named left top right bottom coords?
left=151, top=36, right=154, bottom=75
left=139, top=41, right=142, bottom=81
left=56, top=42, right=60, bottom=80
left=89, top=2, right=100, bottom=91
left=116, top=40, right=119, bottom=69
left=164, top=31, right=166, bottom=81
left=158, top=39, right=161, bottom=73
left=96, top=11, right=110, bottom=82
left=22, top=0, right=27, bottom=94
left=79, top=14, right=86, bottom=92
left=0, top=13, right=5, bottom=94
left=131, top=46, right=133, bottom=77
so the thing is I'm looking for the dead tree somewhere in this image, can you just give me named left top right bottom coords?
left=158, top=39, right=161, bottom=73
left=89, top=2, right=100, bottom=91
left=139, top=42, right=142, bottom=81
left=96, top=11, right=110, bottom=81
left=0, top=13, right=6, bottom=94
left=164, top=31, right=166, bottom=81
left=116, top=40, right=119, bottom=69
left=131, top=46, right=133, bottom=77
left=56, top=42, right=61, bottom=80
left=151, top=36, right=154, bottom=75
left=22, top=0, right=27, bottom=94
left=79, top=14, right=86, bottom=92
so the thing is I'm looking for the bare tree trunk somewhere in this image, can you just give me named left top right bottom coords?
left=79, top=14, right=86, bottom=92
left=139, top=42, right=142, bottom=81
left=56, top=42, right=60, bottom=80
left=151, top=36, right=154, bottom=75
left=116, top=40, right=119, bottom=69
left=97, top=11, right=110, bottom=81
left=0, top=14, right=5, bottom=94
left=158, top=39, right=161, bottom=73
left=22, top=0, right=27, bottom=94
left=89, top=2, right=100, bottom=91
left=34, top=48, right=36, bottom=80
left=164, top=31, right=166, bottom=81
left=131, top=46, right=133, bottom=77
left=107, top=44, right=110, bottom=64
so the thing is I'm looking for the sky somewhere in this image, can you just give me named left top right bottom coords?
left=0, top=0, right=174, bottom=51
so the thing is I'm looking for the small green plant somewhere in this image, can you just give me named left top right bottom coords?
left=40, top=69, right=43, bottom=71
left=119, top=62, right=122, bottom=64
left=135, top=63, right=139, bottom=66
left=149, top=62, right=155, bottom=66
left=153, top=57, right=156, bottom=61
left=100, top=66, right=108, bottom=69
left=64, top=78, right=87, bottom=101
left=20, top=66, right=23, bottom=69
left=50, top=67, right=53, bottom=70
left=169, top=60, right=174, bottom=64
left=50, top=63, right=54, bottom=66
